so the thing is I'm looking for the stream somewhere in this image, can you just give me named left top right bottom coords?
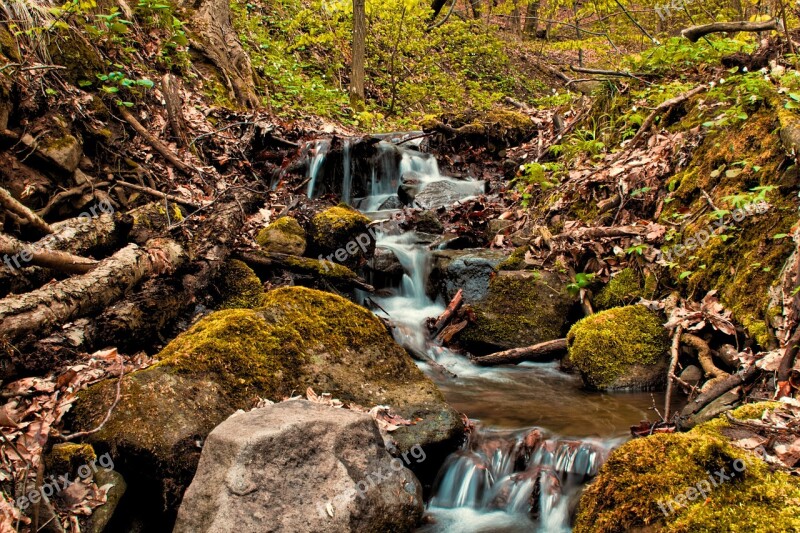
left=303, top=136, right=662, bottom=532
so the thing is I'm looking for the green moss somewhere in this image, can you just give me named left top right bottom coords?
left=595, top=268, right=654, bottom=310
left=216, top=259, right=266, bottom=309
left=256, top=216, right=306, bottom=255
left=0, top=25, right=20, bottom=62
left=460, top=271, right=572, bottom=353
left=282, top=255, right=358, bottom=281
left=567, top=305, right=669, bottom=390
left=311, top=206, right=371, bottom=250
left=497, top=246, right=528, bottom=270
left=47, top=30, right=104, bottom=86
left=46, top=443, right=96, bottom=474
left=576, top=403, right=800, bottom=532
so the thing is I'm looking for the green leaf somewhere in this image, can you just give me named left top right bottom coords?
left=773, top=233, right=790, bottom=239
left=136, top=79, right=155, bottom=88
left=679, top=271, right=693, bottom=280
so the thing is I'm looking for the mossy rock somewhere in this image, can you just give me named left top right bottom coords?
left=567, top=305, right=670, bottom=391
left=595, top=268, right=656, bottom=310
left=215, top=259, right=265, bottom=309
left=68, top=287, right=462, bottom=520
left=46, top=443, right=96, bottom=475
left=47, top=30, right=104, bottom=87
left=458, top=271, right=573, bottom=354
left=255, top=216, right=306, bottom=255
left=497, top=246, right=529, bottom=271
left=309, top=205, right=375, bottom=268
left=575, top=403, right=800, bottom=532
left=424, top=109, right=537, bottom=153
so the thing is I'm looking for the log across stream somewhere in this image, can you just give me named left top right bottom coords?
left=304, top=135, right=664, bottom=532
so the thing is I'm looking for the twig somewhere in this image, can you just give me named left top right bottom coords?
left=114, top=180, right=202, bottom=209
left=0, top=186, right=52, bottom=235
left=58, top=367, right=125, bottom=441
left=664, top=325, right=683, bottom=421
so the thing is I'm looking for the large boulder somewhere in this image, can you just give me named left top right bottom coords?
left=68, top=287, right=462, bottom=526
left=575, top=404, right=800, bottom=532
left=413, top=181, right=464, bottom=209
left=458, top=270, right=574, bottom=354
left=309, top=205, right=375, bottom=269
left=428, top=249, right=508, bottom=304
left=255, top=216, right=306, bottom=255
left=566, top=305, right=669, bottom=391
left=174, top=401, right=423, bottom=533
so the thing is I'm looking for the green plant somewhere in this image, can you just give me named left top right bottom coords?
left=567, top=272, right=596, bottom=297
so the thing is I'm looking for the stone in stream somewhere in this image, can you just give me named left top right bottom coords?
left=308, top=204, right=375, bottom=269
left=574, top=403, right=800, bottom=532
left=457, top=270, right=574, bottom=355
left=566, top=305, right=670, bottom=391
left=255, top=216, right=307, bottom=255
left=398, top=171, right=424, bottom=205
left=428, top=248, right=508, bottom=304
left=174, top=401, right=423, bottom=533
left=67, top=286, right=462, bottom=527
left=413, top=180, right=465, bottom=210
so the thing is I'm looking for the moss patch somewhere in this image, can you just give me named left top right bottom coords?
left=256, top=216, right=306, bottom=255
left=46, top=443, right=96, bottom=475
left=216, top=259, right=266, bottom=309
left=567, top=305, right=669, bottom=390
left=497, top=246, right=529, bottom=271
left=575, top=403, right=800, bottom=532
left=595, top=268, right=655, bottom=310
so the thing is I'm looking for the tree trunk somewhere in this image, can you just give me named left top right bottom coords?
left=681, top=19, right=781, bottom=43
left=430, top=0, right=448, bottom=20
left=524, top=0, right=540, bottom=36
left=472, top=338, right=568, bottom=366
left=351, top=0, right=366, bottom=109
left=177, top=0, right=260, bottom=108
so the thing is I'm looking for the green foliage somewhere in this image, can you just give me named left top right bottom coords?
left=629, top=37, right=756, bottom=75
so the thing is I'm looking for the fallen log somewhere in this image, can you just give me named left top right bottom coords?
left=0, top=233, right=97, bottom=274
left=681, top=19, right=781, bottom=43
left=0, top=238, right=185, bottom=347
left=472, top=338, right=568, bottom=366
left=678, top=364, right=762, bottom=426
left=236, top=250, right=375, bottom=292
left=0, top=185, right=52, bottom=235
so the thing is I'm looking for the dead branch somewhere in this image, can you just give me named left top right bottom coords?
left=0, top=185, right=52, bottom=235
left=0, top=232, right=97, bottom=274
left=569, top=65, right=647, bottom=78
left=679, top=364, right=762, bottom=424
left=682, top=333, right=729, bottom=391
left=161, top=73, right=189, bottom=148
left=58, top=365, right=124, bottom=441
left=432, top=288, right=463, bottom=336
left=472, top=338, right=568, bottom=366
left=681, top=19, right=782, bottom=43
left=557, top=224, right=661, bottom=240
left=116, top=106, right=200, bottom=177
left=777, top=323, right=800, bottom=397
left=115, top=180, right=202, bottom=209
left=664, top=325, right=684, bottom=421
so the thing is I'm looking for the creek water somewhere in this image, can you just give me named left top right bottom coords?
left=303, top=137, right=661, bottom=532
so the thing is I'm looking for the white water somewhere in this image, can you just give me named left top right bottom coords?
left=306, top=139, right=331, bottom=198
left=304, top=137, right=657, bottom=531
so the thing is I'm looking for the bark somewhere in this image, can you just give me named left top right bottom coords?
left=0, top=239, right=185, bottom=348
left=351, top=0, right=366, bottom=107
left=472, top=338, right=568, bottom=366
left=678, top=365, right=762, bottom=425
left=681, top=19, right=781, bottom=43
left=0, top=233, right=97, bottom=274
left=177, top=0, right=260, bottom=108
left=162, top=73, right=189, bottom=148
left=432, top=288, right=463, bottom=336
left=0, top=185, right=52, bottom=236
left=524, top=0, right=540, bottom=36
left=236, top=250, right=375, bottom=292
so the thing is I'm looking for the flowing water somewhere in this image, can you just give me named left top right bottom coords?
left=304, top=136, right=662, bottom=531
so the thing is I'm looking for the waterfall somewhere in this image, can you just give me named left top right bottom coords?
left=306, top=139, right=331, bottom=198
left=341, top=138, right=353, bottom=204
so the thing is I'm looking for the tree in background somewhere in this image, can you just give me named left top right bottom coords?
left=351, top=0, right=366, bottom=109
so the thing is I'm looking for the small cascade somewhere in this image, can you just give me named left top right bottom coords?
left=306, top=139, right=331, bottom=198
left=424, top=427, right=621, bottom=532
left=341, top=138, right=353, bottom=204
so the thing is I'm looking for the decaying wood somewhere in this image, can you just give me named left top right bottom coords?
left=620, top=84, right=707, bottom=155
left=236, top=249, right=375, bottom=292
left=0, top=185, right=52, bottom=235
left=777, top=324, right=800, bottom=398
left=432, top=288, right=463, bottom=336
left=436, top=319, right=467, bottom=345
left=681, top=19, right=781, bottom=43
left=682, top=333, right=729, bottom=391
left=472, top=338, right=568, bottom=366
left=117, top=107, right=200, bottom=177
left=569, top=65, right=647, bottom=78
left=664, top=325, right=684, bottom=421
left=162, top=74, right=189, bottom=148
left=558, top=224, right=660, bottom=240
left=115, top=180, right=202, bottom=209
left=0, top=238, right=185, bottom=347
left=0, top=233, right=97, bottom=274
left=679, top=364, right=762, bottom=424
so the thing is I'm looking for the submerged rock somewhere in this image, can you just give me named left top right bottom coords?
left=68, top=287, right=461, bottom=524
left=458, top=270, right=573, bottom=354
left=255, top=216, right=306, bottom=255
left=575, top=404, right=800, bottom=532
left=567, top=305, right=670, bottom=391
left=174, top=401, right=423, bottom=533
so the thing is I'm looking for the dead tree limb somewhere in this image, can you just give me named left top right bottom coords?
left=161, top=74, right=189, bottom=148
left=777, top=324, right=800, bottom=397
left=682, top=333, right=729, bottom=391
left=664, top=325, right=683, bottom=421
left=115, top=180, right=202, bottom=209
left=117, top=107, right=200, bottom=177
left=432, top=289, right=463, bottom=336
left=0, top=186, right=52, bottom=235
left=682, top=19, right=781, bottom=43
left=0, top=238, right=185, bottom=346
left=0, top=233, right=97, bottom=274
left=472, top=338, right=568, bottom=366
left=569, top=65, right=647, bottom=78
left=679, top=364, right=762, bottom=425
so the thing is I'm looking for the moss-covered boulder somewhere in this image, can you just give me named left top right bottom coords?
left=215, top=259, right=265, bottom=309
left=567, top=305, right=669, bottom=390
left=68, top=287, right=462, bottom=524
left=309, top=205, right=375, bottom=268
left=575, top=404, right=800, bottom=532
left=594, top=268, right=655, bottom=310
left=458, top=271, right=574, bottom=355
left=255, top=216, right=306, bottom=255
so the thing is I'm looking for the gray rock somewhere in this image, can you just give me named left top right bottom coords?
left=414, top=210, right=444, bottom=234
left=414, top=181, right=464, bottom=210
left=398, top=171, right=424, bottom=205
left=84, top=469, right=126, bottom=533
left=174, top=401, right=423, bottom=533
left=429, top=249, right=508, bottom=303
left=679, top=365, right=703, bottom=387
left=40, top=134, right=82, bottom=174
left=717, top=344, right=740, bottom=369
left=680, top=390, right=741, bottom=429
left=378, top=196, right=404, bottom=210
